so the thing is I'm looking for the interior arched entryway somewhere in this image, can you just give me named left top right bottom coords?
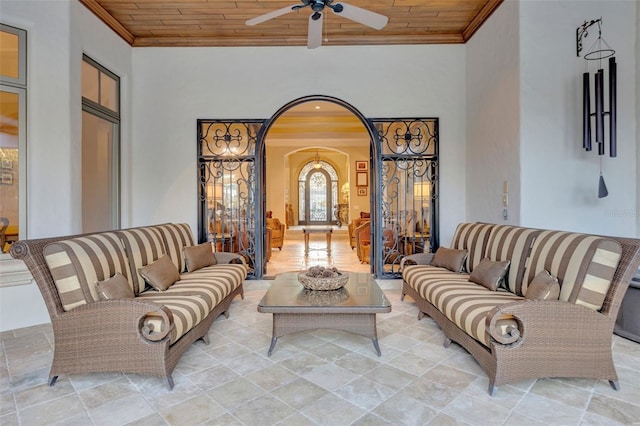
left=260, top=96, right=375, bottom=278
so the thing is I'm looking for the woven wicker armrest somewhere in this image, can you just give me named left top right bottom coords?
left=213, top=252, right=246, bottom=265
left=57, top=299, right=174, bottom=343
left=486, top=299, right=609, bottom=347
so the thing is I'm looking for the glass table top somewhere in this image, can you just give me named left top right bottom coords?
left=258, top=271, right=391, bottom=310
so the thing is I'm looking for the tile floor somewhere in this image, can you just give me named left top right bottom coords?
left=2, top=233, right=640, bottom=425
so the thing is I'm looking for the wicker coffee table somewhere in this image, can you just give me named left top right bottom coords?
left=258, top=271, right=391, bottom=356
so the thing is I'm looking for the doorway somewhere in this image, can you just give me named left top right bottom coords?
left=197, top=95, right=440, bottom=279
left=298, top=158, right=340, bottom=225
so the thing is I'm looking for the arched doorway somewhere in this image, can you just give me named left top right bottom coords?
left=257, top=95, right=377, bottom=278
left=298, top=159, right=339, bottom=225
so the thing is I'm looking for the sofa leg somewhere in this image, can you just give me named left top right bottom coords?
left=400, top=292, right=405, bottom=301
left=488, top=382, right=496, bottom=396
left=166, top=376, right=174, bottom=390
left=443, top=337, right=452, bottom=348
left=609, top=380, right=620, bottom=391
left=201, top=334, right=210, bottom=345
left=418, top=312, right=427, bottom=320
left=48, top=375, right=58, bottom=386
left=223, top=310, right=230, bottom=319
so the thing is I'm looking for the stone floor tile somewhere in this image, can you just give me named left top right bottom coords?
left=275, top=411, right=318, bottom=426
left=586, top=393, right=640, bottom=425
left=364, top=364, right=417, bottom=392
left=400, top=377, right=461, bottom=410
left=334, top=351, right=382, bottom=376
left=423, top=365, right=477, bottom=391
left=442, top=393, right=512, bottom=426
left=512, top=393, right=585, bottom=425
left=592, top=377, right=640, bottom=407
left=87, top=395, right=155, bottom=426
left=308, top=341, right=352, bottom=362
left=0, top=411, right=19, bottom=426
left=428, top=412, right=473, bottom=425
left=351, top=412, right=395, bottom=426
left=231, top=393, right=296, bottom=425
left=271, top=378, right=328, bottom=410
left=69, top=371, right=124, bottom=392
left=244, top=364, right=298, bottom=391
left=372, top=392, right=438, bottom=426
left=124, top=412, right=170, bottom=426
left=301, top=393, right=367, bottom=426
left=303, top=362, right=359, bottom=391
left=18, top=394, right=87, bottom=426
left=14, top=377, right=75, bottom=410
left=79, top=377, right=139, bottom=409
left=158, top=394, right=226, bottom=425
left=134, top=375, right=202, bottom=411
left=334, top=376, right=395, bottom=411
left=529, top=378, right=592, bottom=410
left=206, top=377, right=265, bottom=411
left=392, top=352, right=440, bottom=377
left=501, top=412, right=547, bottom=426
left=224, top=351, right=274, bottom=376
left=461, top=377, right=526, bottom=410
left=279, top=352, right=328, bottom=376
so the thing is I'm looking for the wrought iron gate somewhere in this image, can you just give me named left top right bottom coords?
left=371, top=118, right=439, bottom=278
left=197, top=109, right=438, bottom=280
left=197, top=120, right=263, bottom=278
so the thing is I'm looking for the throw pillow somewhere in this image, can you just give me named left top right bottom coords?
left=469, top=258, right=511, bottom=291
left=138, top=255, right=180, bottom=291
left=96, top=273, right=133, bottom=300
left=431, top=247, right=468, bottom=273
left=525, top=270, right=561, bottom=300
left=183, top=242, right=217, bottom=272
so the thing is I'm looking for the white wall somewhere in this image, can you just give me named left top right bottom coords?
left=131, top=45, right=467, bottom=246
left=466, top=0, right=638, bottom=238
left=0, top=1, right=132, bottom=331
left=637, top=2, right=640, bottom=235
left=519, top=0, right=638, bottom=236
left=466, top=0, right=521, bottom=225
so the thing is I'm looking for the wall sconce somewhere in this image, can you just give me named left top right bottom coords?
left=577, top=18, right=616, bottom=198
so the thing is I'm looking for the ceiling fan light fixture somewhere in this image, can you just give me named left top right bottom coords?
left=246, top=0, right=388, bottom=48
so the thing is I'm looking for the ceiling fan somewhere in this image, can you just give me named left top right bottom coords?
left=246, top=0, right=388, bottom=49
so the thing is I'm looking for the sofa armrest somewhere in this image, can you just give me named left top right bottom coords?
left=213, top=252, right=246, bottom=265
left=485, top=299, right=609, bottom=347
left=56, top=299, right=174, bottom=343
left=401, top=253, right=434, bottom=269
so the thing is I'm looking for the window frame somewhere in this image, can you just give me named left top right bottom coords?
left=0, top=23, right=29, bottom=286
left=81, top=54, right=121, bottom=231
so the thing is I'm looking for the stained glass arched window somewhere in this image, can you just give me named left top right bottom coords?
left=298, top=160, right=338, bottom=225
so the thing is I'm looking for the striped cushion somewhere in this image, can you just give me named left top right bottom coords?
left=117, top=227, right=166, bottom=294
left=450, top=223, right=494, bottom=273
left=136, top=294, right=210, bottom=344
left=484, top=225, right=541, bottom=295
left=157, top=223, right=195, bottom=273
left=523, top=231, right=622, bottom=311
left=43, top=233, right=133, bottom=311
left=404, top=265, right=522, bottom=346
left=146, top=263, right=246, bottom=309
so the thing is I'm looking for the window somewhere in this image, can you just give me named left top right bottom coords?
left=1, top=23, right=27, bottom=254
left=81, top=55, right=120, bottom=232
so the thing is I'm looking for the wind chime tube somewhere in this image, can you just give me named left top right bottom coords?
left=595, top=68, right=605, bottom=155
left=582, top=72, right=592, bottom=151
left=609, top=57, right=617, bottom=157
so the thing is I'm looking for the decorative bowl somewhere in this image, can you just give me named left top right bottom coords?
left=297, top=271, right=349, bottom=291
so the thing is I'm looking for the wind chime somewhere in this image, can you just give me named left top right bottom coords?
left=576, top=18, right=616, bottom=198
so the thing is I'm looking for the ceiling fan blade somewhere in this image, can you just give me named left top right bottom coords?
left=332, top=3, right=388, bottom=30
left=307, top=12, right=323, bottom=49
left=246, top=5, right=296, bottom=26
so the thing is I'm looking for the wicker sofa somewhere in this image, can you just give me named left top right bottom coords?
left=402, top=222, right=640, bottom=395
left=10, top=223, right=247, bottom=389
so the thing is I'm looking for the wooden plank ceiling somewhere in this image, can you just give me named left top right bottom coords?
left=79, top=0, right=503, bottom=47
